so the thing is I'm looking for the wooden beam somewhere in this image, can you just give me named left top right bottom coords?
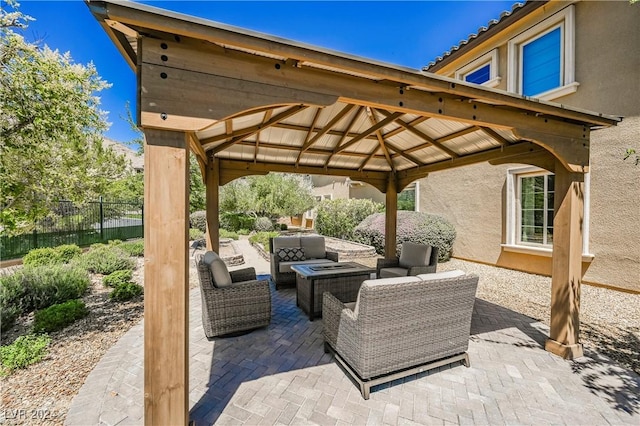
left=377, top=110, right=459, bottom=158
left=383, top=140, right=424, bottom=167
left=269, top=120, right=378, bottom=141
left=218, top=158, right=389, bottom=192
left=381, top=116, right=430, bottom=139
left=513, top=127, right=590, bottom=173
left=295, top=107, right=323, bottom=166
left=254, top=109, right=272, bottom=163
left=545, top=160, right=585, bottom=359
left=334, top=111, right=403, bottom=155
left=480, top=126, right=510, bottom=146
left=435, top=126, right=479, bottom=143
left=187, top=132, right=207, bottom=182
left=297, top=104, right=355, bottom=160
left=366, top=108, right=395, bottom=172
left=206, top=105, right=308, bottom=152
left=100, top=2, right=618, bottom=127
left=385, top=176, right=398, bottom=258
left=324, top=106, right=364, bottom=168
left=142, top=129, right=189, bottom=426
left=205, top=157, right=220, bottom=253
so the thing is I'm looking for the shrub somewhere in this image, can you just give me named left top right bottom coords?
left=248, top=231, right=279, bottom=252
left=189, top=210, right=207, bottom=232
left=354, top=211, right=457, bottom=262
left=219, top=229, right=239, bottom=240
left=0, top=334, right=50, bottom=376
left=103, top=269, right=134, bottom=288
left=237, top=228, right=251, bottom=235
left=220, top=212, right=256, bottom=232
left=189, top=228, right=205, bottom=240
left=33, top=300, right=89, bottom=333
left=77, top=245, right=135, bottom=275
left=280, top=223, right=288, bottom=231
left=0, top=265, right=90, bottom=315
left=315, top=199, right=384, bottom=241
left=23, top=247, right=62, bottom=267
left=55, top=244, right=83, bottom=263
left=0, top=305, right=20, bottom=333
left=118, top=240, right=144, bottom=257
left=254, top=217, right=273, bottom=232
left=110, top=282, right=143, bottom=302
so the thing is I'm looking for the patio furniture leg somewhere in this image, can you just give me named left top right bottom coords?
left=324, top=341, right=331, bottom=354
left=463, top=353, right=470, bottom=367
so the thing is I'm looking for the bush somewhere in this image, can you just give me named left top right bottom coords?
left=54, top=244, right=83, bottom=263
left=23, top=247, right=62, bottom=267
left=254, top=217, right=273, bottom=232
left=33, top=300, right=89, bottom=333
left=354, top=211, right=456, bottom=262
left=0, top=305, right=20, bottom=333
left=103, top=269, right=133, bottom=288
left=0, top=265, right=90, bottom=315
left=189, top=210, right=207, bottom=232
left=118, top=240, right=144, bottom=257
left=249, top=231, right=279, bottom=252
left=220, top=212, right=256, bottom=232
left=219, top=229, right=239, bottom=240
left=110, top=282, right=143, bottom=302
left=280, top=223, right=288, bottom=231
left=237, top=228, right=251, bottom=235
left=189, top=228, right=205, bottom=240
left=315, top=199, right=384, bottom=241
left=77, top=245, right=135, bottom=275
left=0, top=334, right=51, bottom=376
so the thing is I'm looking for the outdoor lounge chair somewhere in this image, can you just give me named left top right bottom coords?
left=196, top=251, right=271, bottom=338
left=376, top=241, right=439, bottom=278
left=323, top=271, right=479, bottom=399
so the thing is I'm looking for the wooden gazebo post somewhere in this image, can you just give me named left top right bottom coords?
left=385, top=174, right=398, bottom=258
left=142, top=129, right=190, bottom=425
left=205, top=156, right=220, bottom=253
left=546, top=160, right=585, bottom=359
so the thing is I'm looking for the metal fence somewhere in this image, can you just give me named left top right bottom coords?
left=1, top=198, right=143, bottom=260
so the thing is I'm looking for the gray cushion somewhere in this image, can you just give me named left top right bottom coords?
left=301, top=236, right=326, bottom=259
left=379, top=267, right=409, bottom=278
left=279, top=258, right=334, bottom=273
left=417, top=270, right=465, bottom=281
left=277, top=247, right=305, bottom=262
left=399, top=242, right=432, bottom=269
left=272, top=237, right=301, bottom=252
left=202, top=251, right=232, bottom=288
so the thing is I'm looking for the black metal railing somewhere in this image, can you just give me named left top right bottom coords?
left=1, top=198, right=143, bottom=260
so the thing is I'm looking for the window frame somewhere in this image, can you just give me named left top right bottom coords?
left=455, top=49, right=501, bottom=88
left=516, top=171, right=554, bottom=247
left=507, top=5, right=578, bottom=101
left=504, top=166, right=592, bottom=259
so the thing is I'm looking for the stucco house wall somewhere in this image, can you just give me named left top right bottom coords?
left=419, top=1, right=639, bottom=292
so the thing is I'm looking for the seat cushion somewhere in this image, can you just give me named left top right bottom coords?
left=417, top=269, right=466, bottom=281
left=300, top=236, right=326, bottom=259
left=379, top=267, right=409, bottom=278
left=277, top=247, right=306, bottom=262
left=279, top=258, right=334, bottom=273
left=272, top=237, right=301, bottom=252
left=398, top=242, right=432, bottom=269
left=202, top=251, right=232, bottom=288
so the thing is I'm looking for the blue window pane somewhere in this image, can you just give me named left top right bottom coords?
left=465, top=64, right=491, bottom=84
left=522, top=27, right=561, bottom=96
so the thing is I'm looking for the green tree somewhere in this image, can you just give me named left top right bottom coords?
left=220, top=173, right=315, bottom=218
left=0, top=1, right=127, bottom=233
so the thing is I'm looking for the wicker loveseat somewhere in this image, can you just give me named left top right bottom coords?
left=269, top=236, right=338, bottom=289
left=196, top=251, right=271, bottom=338
left=323, top=270, right=479, bottom=399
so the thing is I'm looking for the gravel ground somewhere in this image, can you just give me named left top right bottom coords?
left=1, top=247, right=638, bottom=425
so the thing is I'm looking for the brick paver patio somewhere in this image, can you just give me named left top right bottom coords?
left=66, top=242, right=640, bottom=425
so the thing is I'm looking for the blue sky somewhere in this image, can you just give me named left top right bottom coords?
left=16, top=0, right=516, bottom=144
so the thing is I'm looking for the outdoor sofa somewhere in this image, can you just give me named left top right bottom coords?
left=269, top=236, right=338, bottom=289
left=323, top=270, right=479, bottom=399
left=196, top=251, right=271, bottom=338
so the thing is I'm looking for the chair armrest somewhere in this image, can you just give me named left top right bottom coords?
left=230, top=267, right=257, bottom=283
left=376, top=257, right=399, bottom=276
left=326, top=251, right=339, bottom=262
left=407, top=265, right=437, bottom=275
left=323, top=292, right=355, bottom=349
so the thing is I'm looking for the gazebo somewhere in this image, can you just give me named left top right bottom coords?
left=88, top=1, right=620, bottom=424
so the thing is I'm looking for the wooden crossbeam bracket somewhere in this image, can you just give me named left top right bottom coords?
left=366, top=108, right=395, bottom=172
left=324, top=106, right=364, bottom=168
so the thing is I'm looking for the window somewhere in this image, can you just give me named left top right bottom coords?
left=519, top=173, right=554, bottom=246
left=455, top=50, right=500, bottom=88
left=504, top=166, right=592, bottom=258
left=507, top=5, right=578, bottom=100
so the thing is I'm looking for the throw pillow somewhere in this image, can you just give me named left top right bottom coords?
left=277, top=247, right=306, bottom=262
left=203, top=251, right=233, bottom=288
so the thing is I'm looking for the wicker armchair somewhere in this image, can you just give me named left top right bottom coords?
left=196, top=252, right=271, bottom=338
left=376, top=242, right=439, bottom=278
left=323, top=272, right=479, bottom=399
